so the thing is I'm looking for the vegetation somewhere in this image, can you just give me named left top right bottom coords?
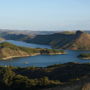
left=0, top=66, right=62, bottom=90
left=78, top=53, right=90, bottom=59
left=0, top=42, right=65, bottom=60
left=0, top=63, right=90, bottom=89
left=22, top=31, right=90, bottom=50
left=1, top=31, right=90, bottom=50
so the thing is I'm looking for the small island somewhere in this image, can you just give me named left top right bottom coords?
left=78, top=53, right=90, bottom=59
left=0, top=42, right=65, bottom=60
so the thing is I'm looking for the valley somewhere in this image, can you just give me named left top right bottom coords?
left=0, top=0, right=89, bottom=89
left=0, top=30, right=90, bottom=90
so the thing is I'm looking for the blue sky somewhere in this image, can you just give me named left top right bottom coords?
left=0, top=0, right=90, bottom=31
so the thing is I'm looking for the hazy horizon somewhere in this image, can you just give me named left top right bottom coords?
left=0, top=29, right=90, bottom=31
left=0, top=0, right=90, bottom=31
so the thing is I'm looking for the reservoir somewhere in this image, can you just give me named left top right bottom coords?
left=0, top=40, right=90, bottom=67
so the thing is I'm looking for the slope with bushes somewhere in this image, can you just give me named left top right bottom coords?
left=0, top=63, right=90, bottom=89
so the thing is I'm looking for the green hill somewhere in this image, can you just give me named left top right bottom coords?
left=0, top=42, right=65, bottom=60
left=78, top=53, right=90, bottom=59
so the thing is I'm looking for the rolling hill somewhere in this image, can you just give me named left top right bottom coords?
left=23, top=31, right=90, bottom=50
left=1, top=30, right=90, bottom=50
left=0, top=42, right=64, bottom=60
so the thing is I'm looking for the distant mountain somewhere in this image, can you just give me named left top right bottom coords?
left=0, top=30, right=90, bottom=50
left=23, top=31, right=90, bottom=50
left=0, top=30, right=58, bottom=41
left=0, top=29, right=58, bottom=35
left=85, top=30, right=90, bottom=34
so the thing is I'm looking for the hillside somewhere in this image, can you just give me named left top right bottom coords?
left=67, top=32, right=90, bottom=50
left=0, top=42, right=64, bottom=60
left=23, top=31, right=90, bottom=50
left=0, top=63, right=90, bottom=89
left=24, top=31, right=77, bottom=46
left=1, top=30, right=90, bottom=50
left=0, top=30, right=57, bottom=41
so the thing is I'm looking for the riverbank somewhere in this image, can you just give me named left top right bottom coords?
left=2, top=52, right=65, bottom=60
left=0, top=42, right=65, bottom=60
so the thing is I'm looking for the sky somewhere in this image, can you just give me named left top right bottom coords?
left=0, top=0, right=90, bottom=31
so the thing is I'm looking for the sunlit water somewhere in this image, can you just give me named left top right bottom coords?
left=0, top=40, right=90, bottom=67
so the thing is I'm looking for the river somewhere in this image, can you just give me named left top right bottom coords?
left=0, top=40, right=90, bottom=67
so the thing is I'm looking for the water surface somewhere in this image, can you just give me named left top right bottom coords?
left=0, top=40, right=90, bottom=67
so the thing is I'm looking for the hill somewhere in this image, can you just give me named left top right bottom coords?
left=66, top=32, right=90, bottom=50
left=1, top=30, right=90, bottom=50
left=23, top=31, right=90, bottom=50
left=0, top=42, right=64, bottom=60
left=0, top=63, right=90, bottom=89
